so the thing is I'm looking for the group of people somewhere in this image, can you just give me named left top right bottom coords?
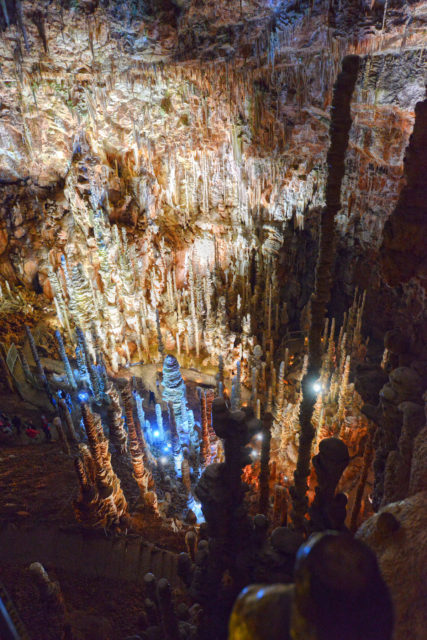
left=0, top=412, right=52, bottom=442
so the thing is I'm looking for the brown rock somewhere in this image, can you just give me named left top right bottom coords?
left=0, top=228, right=8, bottom=256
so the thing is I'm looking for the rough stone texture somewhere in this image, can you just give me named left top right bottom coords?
left=0, top=524, right=181, bottom=586
left=356, top=491, right=427, bottom=640
left=0, top=2, right=425, bottom=350
left=228, top=583, right=294, bottom=640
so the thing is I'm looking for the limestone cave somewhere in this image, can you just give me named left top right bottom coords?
left=0, top=1, right=425, bottom=639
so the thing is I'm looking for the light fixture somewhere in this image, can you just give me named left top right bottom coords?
left=313, top=381, right=322, bottom=393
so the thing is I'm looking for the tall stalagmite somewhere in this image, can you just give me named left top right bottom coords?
left=290, top=55, right=360, bottom=531
left=122, top=383, right=154, bottom=502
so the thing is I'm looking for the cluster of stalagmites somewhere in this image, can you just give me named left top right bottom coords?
left=19, top=279, right=374, bottom=537
left=73, top=403, right=129, bottom=529
left=138, top=572, right=199, bottom=640
left=355, top=328, right=427, bottom=511
left=173, top=397, right=358, bottom=639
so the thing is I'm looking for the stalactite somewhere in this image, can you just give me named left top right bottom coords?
left=76, top=327, right=102, bottom=402
left=48, top=264, right=72, bottom=340
left=55, top=330, right=77, bottom=390
left=25, top=325, right=53, bottom=404
left=290, top=55, right=360, bottom=532
left=75, top=345, right=89, bottom=382
left=188, top=260, right=200, bottom=358
left=60, top=255, right=79, bottom=324
left=156, top=308, right=165, bottom=357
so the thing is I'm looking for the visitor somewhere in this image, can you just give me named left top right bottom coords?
left=25, top=421, right=38, bottom=440
left=40, top=415, right=52, bottom=442
left=11, top=415, right=22, bottom=436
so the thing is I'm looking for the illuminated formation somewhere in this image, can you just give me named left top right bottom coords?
left=73, top=404, right=128, bottom=529
left=162, top=355, right=191, bottom=448
left=121, top=384, right=156, bottom=507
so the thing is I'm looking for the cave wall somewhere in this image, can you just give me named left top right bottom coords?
left=0, top=0, right=426, bottom=351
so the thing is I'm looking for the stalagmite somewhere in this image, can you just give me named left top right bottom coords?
left=199, top=389, right=209, bottom=467
left=53, top=416, right=70, bottom=455
left=155, top=403, right=165, bottom=441
left=122, top=384, right=154, bottom=502
left=168, top=402, right=182, bottom=475
left=58, top=399, right=78, bottom=442
left=188, top=260, right=200, bottom=358
left=276, top=361, right=285, bottom=414
left=156, top=308, right=165, bottom=357
left=18, top=347, right=33, bottom=383
left=105, top=381, right=128, bottom=453
left=25, top=325, right=53, bottom=404
left=181, top=448, right=191, bottom=494
left=290, top=55, right=360, bottom=531
left=259, top=412, right=273, bottom=515
left=162, top=355, right=192, bottom=447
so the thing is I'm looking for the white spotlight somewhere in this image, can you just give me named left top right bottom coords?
left=313, top=381, right=322, bottom=393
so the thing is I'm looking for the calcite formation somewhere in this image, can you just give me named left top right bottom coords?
left=0, top=2, right=426, bottom=638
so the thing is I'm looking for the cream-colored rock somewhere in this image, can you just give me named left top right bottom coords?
left=356, top=492, right=427, bottom=640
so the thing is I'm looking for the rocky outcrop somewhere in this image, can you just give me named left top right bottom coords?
left=356, top=492, right=427, bottom=640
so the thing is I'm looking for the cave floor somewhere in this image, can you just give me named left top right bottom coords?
left=0, top=403, right=188, bottom=639
left=0, top=435, right=187, bottom=551
left=0, top=562, right=150, bottom=640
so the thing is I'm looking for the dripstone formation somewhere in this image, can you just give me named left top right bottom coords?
left=0, top=1, right=425, bottom=639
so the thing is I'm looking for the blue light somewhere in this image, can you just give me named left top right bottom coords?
left=154, top=430, right=160, bottom=438
left=78, top=391, right=89, bottom=402
left=187, top=495, right=204, bottom=523
left=167, top=443, right=171, bottom=449
left=163, top=447, right=169, bottom=453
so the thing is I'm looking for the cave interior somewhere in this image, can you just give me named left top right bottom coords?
left=0, top=1, right=426, bottom=639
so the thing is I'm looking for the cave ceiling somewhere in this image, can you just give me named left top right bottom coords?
left=0, top=0, right=425, bottom=316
